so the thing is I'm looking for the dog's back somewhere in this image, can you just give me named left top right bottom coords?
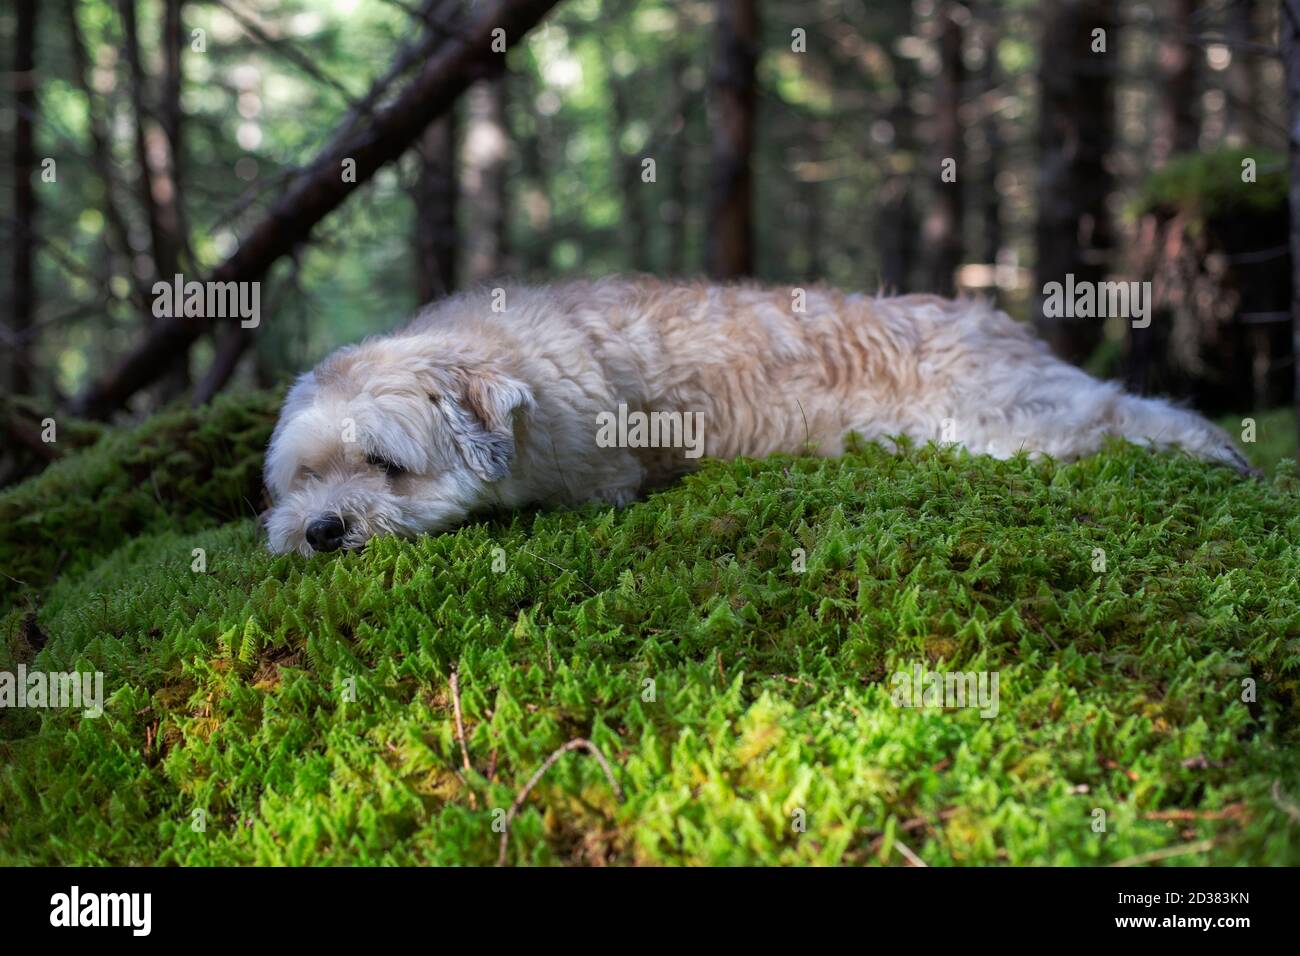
left=407, top=275, right=1250, bottom=474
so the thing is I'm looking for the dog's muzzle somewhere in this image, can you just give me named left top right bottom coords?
left=305, top=515, right=347, bottom=553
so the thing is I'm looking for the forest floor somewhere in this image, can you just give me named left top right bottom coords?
left=1, top=395, right=1298, bottom=865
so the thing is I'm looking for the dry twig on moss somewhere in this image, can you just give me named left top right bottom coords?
left=497, top=738, right=624, bottom=866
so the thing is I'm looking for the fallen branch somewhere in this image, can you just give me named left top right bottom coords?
left=496, top=737, right=625, bottom=866
left=71, top=0, right=562, bottom=419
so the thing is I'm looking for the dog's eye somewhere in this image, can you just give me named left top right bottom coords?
left=366, top=453, right=405, bottom=479
left=299, top=467, right=320, bottom=481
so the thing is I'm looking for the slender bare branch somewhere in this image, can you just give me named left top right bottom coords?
left=497, top=738, right=625, bottom=866
left=213, top=0, right=364, bottom=109
left=71, top=0, right=562, bottom=418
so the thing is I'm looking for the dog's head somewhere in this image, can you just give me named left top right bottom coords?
left=263, top=336, right=534, bottom=555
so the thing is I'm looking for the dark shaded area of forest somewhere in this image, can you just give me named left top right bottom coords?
left=0, top=0, right=1296, bottom=486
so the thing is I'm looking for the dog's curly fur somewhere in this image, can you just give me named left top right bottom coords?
left=264, top=276, right=1251, bottom=555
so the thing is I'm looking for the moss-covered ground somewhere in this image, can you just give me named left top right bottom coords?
left=1, top=395, right=1297, bottom=865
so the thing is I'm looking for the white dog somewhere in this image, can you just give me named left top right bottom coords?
left=263, top=276, right=1251, bottom=555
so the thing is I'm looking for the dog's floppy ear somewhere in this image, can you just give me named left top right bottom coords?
left=264, top=371, right=319, bottom=500
left=435, top=369, right=534, bottom=482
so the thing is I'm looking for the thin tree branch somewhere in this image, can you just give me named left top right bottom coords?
left=118, top=0, right=176, bottom=281
left=64, top=0, right=139, bottom=297
left=70, top=0, right=561, bottom=418
left=496, top=737, right=624, bottom=866
left=213, top=0, right=364, bottom=109
left=206, top=0, right=459, bottom=235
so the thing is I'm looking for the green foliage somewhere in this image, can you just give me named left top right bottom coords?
left=0, top=391, right=279, bottom=612
left=2, top=408, right=1299, bottom=865
left=1216, top=408, right=1296, bottom=478
left=27, top=0, right=1053, bottom=396
left=1132, top=148, right=1287, bottom=224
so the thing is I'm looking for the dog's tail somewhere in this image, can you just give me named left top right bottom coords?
left=1110, top=392, right=1259, bottom=478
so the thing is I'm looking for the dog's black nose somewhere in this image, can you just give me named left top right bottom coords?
left=305, top=515, right=346, bottom=552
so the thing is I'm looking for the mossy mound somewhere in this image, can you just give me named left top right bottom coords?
left=0, top=393, right=106, bottom=489
left=1, top=394, right=1298, bottom=865
left=0, top=391, right=279, bottom=613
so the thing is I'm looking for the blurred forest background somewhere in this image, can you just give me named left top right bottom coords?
left=0, top=0, right=1295, bottom=487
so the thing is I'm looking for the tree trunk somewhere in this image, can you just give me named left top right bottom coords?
left=71, top=0, right=561, bottom=418
left=161, top=0, right=189, bottom=258
left=1154, top=0, right=1200, bottom=164
left=9, top=0, right=37, bottom=396
left=877, top=54, right=917, bottom=294
left=802, top=138, right=823, bottom=280
left=414, top=114, right=458, bottom=303
left=160, top=0, right=191, bottom=396
left=463, top=77, right=509, bottom=284
left=65, top=0, right=138, bottom=302
left=513, top=62, right=549, bottom=277
left=1032, top=0, right=1117, bottom=365
left=119, top=0, right=176, bottom=284
left=1282, top=1, right=1300, bottom=451
left=923, top=1, right=966, bottom=297
left=706, top=0, right=758, bottom=280
left=611, top=77, right=647, bottom=272
left=120, top=0, right=190, bottom=399
left=665, top=49, right=686, bottom=277
left=977, top=24, right=1003, bottom=267
left=1225, top=0, right=1262, bottom=146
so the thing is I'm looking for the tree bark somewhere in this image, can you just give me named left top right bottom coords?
left=1282, top=1, right=1300, bottom=452
left=414, top=114, right=459, bottom=302
left=665, top=49, right=691, bottom=277
left=9, top=0, right=38, bottom=396
left=977, top=23, right=1003, bottom=267
left=706, top=0, right=758, bottom=280
left=160, top=0, right=192, bottom=396
left=877, top=53, right=917, bottom=294
left=610, top=76, right=647, bottom=272
left=71, top=0, right=561, bottom=418
left=119, top=0, right=178, bottom=284
left=119, top=0, right=191, bottom=398
left=1032, top=0, right=1117, bottom=365
left=1154, top=0, right=1200, bottom=164
left=1225, top=0, right=1262, bottom=145
left=161, top=0, right=189, bottom=258
left=923, top=1, right=967, bottom=297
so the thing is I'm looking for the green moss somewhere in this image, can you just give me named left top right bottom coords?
left=1131, top=148, right=1287, bottom=224
left=0, top=391, right=279, bottom=613
left=2, top=411, right=1298, bottom=865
